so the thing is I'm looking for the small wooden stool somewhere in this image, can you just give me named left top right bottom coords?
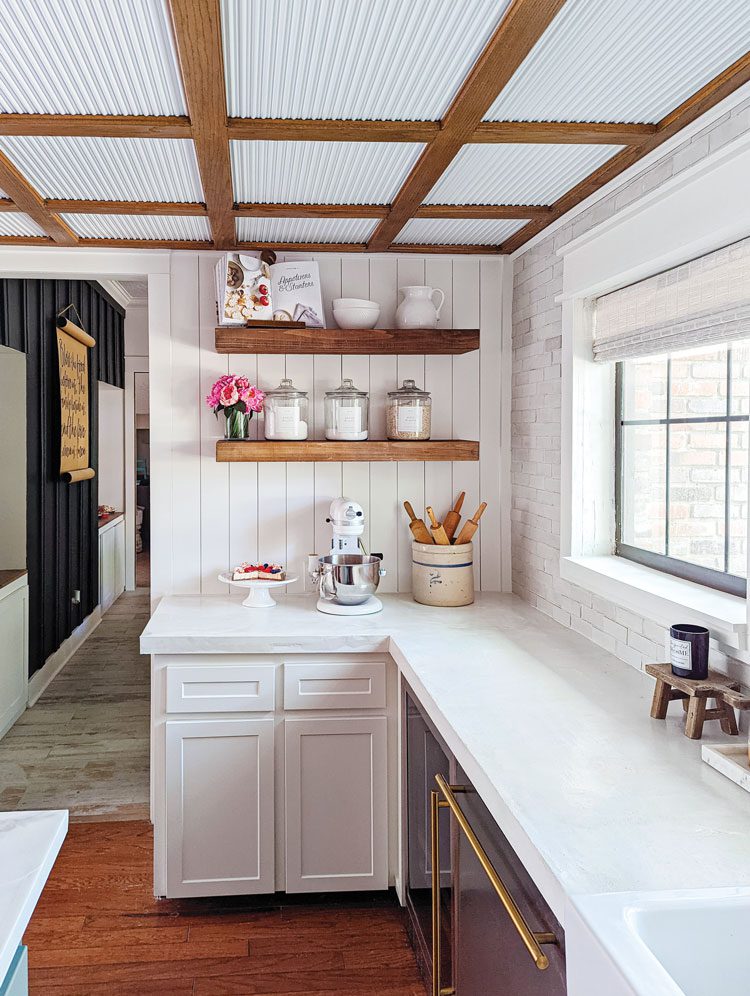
left=645, top=663, right=740, bottom=740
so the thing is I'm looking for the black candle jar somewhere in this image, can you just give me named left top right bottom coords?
left=670, top=623, right=709, bottom=679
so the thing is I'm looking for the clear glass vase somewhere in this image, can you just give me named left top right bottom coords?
left=224, top=409, right=250, bottom=439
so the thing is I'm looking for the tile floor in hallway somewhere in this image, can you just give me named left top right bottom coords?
left=23, top=820, right=427, bottom=995
left=0, top=590, right=151, bottom=820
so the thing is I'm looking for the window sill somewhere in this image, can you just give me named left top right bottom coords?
left=560, top=555, right=748, bottom=647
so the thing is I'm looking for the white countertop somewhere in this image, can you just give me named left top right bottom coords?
left=0, top=810, right=67, bottom=981
left=141, top=593, right=750, bottom=926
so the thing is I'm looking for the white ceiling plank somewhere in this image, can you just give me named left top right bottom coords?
left=486, top=0, right=750, bottom=124
left=0, top=0, right=186, bottom=115
left=424, top=144, right=624, bottom=205
left=236, top=217, right=377, bottom=243
left=221, top=0, right=512, bottom=120
left=0, top=136, right=204, bottom=202
left=394, top=217, right=528, bottom=245
left=63, top=213, right=211, bottom=240
left=230, top=141, right=424, bottom=204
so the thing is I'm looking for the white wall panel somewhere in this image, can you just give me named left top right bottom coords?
left=486, top=0, right=750, bottom=125
left=230, top=141, right=423, bottom=204
left=0, top=137, right=204, bottom=202
left=424, top=256, right=455, bottom=539
left=452, top=258, right=482, bottom=589
left=162, top=251, right=507, bottom=598
left=222, top=0, right=511, bottom=120
left=198, top=254, right=229, bottom=594
left=424, top=144, right=623, bottom=206
left=0, top=0, right=186, bottom=115
left=169, top=254, right=202, bottom=593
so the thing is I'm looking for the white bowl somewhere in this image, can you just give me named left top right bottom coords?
left=333, top=305, right=381, bottom=329
left=333, top=297, right=378, bottom=309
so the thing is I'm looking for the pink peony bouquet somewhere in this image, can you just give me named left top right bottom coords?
left=206, top=374, right=265, bottom=418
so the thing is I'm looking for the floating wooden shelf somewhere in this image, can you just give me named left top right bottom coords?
left=214, top=325, right=479, bottom=355
left=216, top=439, right=479, bottom=463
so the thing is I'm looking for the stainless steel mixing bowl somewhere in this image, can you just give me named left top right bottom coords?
left=317, top=554, right=385, bottom=605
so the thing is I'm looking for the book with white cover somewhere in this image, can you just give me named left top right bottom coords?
left=269, top=261, right=324, bottom=327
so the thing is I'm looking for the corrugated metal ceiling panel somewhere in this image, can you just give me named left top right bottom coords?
left=222, top=0, right=512, bottom=120
left=63, top=214, right=211, bottom=241
left=424, top=144, right=623, bottom=205
left=393, top=218, right=528, bottom=245
left=237, top=217, right=377, bottom=243
left=0, top=137, right=204, bottom=202
left=231, top=141, right=423, bottom=204
left=0, top=212, right=46, bottom=237
left=0, top=0, right=186, bottom=115
left=485, top=0, right=750, bottom=124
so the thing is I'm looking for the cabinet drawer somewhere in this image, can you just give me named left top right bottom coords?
left=166, top=664, right=275, bottom=713
left=284, top=661, right=386, bottom=710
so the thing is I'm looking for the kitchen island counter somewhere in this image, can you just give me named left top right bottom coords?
left=141, top=593, right=750, bottom=926
left=0, top=809, right=67, bottom=985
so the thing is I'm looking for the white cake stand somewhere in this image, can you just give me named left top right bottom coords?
left=218, top=572, right=298, bottom=607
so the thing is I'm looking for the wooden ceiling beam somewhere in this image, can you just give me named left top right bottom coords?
left=0, top=151, right=77, bottom=244
left=234, top=202, right=388, bottom=218
left=415, top=204, right=550, bottom=219
left=0, top=115, right=657, bottom=146
left=79, top=238, right=214, bottom=250
left=0, top=235, right=53, bottom=245
left=228, top=118, right=439, bottom=143
left=46, top=199, right=207, bottom=216
left=167, top=0, right=235, bottom=249
left=472, top=121, right=656, bottom=144
left=387, top=243, right=501, bottom=255
left=8, top=198, right=548, bottom=221
left=0, top=114, right=191, bottom=138
left=367, top=0, right=568, bottom=251
left=499, top=49, right=750, bottom=254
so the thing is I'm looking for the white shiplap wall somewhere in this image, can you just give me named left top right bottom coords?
left=163, top=251, right=507, bottom=597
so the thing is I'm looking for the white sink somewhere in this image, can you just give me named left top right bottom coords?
left=568, top=887, right=750, bottom=996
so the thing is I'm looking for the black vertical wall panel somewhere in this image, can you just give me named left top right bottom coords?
left=0, top=278, right=124, bottom=677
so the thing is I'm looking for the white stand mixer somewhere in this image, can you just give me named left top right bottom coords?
left=308, top=498, right=385, bottom=615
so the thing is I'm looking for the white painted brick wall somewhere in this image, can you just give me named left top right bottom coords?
left=511, top=96, right=750, bottom=680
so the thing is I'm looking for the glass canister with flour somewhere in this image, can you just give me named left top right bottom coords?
left=386, top=379, right=432, bottom=440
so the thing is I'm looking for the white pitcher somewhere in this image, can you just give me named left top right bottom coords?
left=395, top=285, right=445, bottom=329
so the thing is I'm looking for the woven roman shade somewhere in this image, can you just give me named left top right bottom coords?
left=593, top=236, right=750, bottom=362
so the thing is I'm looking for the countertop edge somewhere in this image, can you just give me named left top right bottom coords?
left=0, top=810, right=68, bottom=982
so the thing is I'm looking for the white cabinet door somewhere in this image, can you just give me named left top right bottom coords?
left=113, top=521, right=125, bottom=598
left=165, top=718, right=275, bottom=898
left=99, top=527, right=115, bottom=611
left=0, top=585, right=27, bottom=738
left=285, top=716, right=388, bottom=893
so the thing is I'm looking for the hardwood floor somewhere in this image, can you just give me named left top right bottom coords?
left=24, top=821, right=427, bottom=996
left=0, top=591, right=150, bottom=820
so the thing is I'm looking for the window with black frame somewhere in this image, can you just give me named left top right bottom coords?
left=615, top=343, right=750, bottom=596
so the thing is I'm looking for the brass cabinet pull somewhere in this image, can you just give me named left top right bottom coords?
left=430, top=788, right=455, bottom=996
left=435, top=773, right=557, bottom=972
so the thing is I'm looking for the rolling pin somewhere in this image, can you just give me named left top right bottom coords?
left=426, top=506, right=450, bottom=545
left=443, top=491, right=465, bottom=542
left=454, top=501, right=487, bottom=545
left=403, top=501, right=434, bottom=544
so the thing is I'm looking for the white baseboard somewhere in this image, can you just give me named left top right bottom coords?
left=27, top=606, right=102, bottom=706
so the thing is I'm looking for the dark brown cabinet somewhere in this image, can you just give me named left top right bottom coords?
left=403, top=684, right=566, bottom=996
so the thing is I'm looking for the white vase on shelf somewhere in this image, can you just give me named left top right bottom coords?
left=395, top=285, right=445, bottom=329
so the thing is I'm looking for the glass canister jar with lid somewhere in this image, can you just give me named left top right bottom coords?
left=386, top=379, right=432, bottom=440
left=263, top=377, right=309, bottom=440
left=324, top=378, right=369, bottom=440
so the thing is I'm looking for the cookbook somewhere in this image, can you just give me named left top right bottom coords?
left=216, top=255, right=324, bottom=327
